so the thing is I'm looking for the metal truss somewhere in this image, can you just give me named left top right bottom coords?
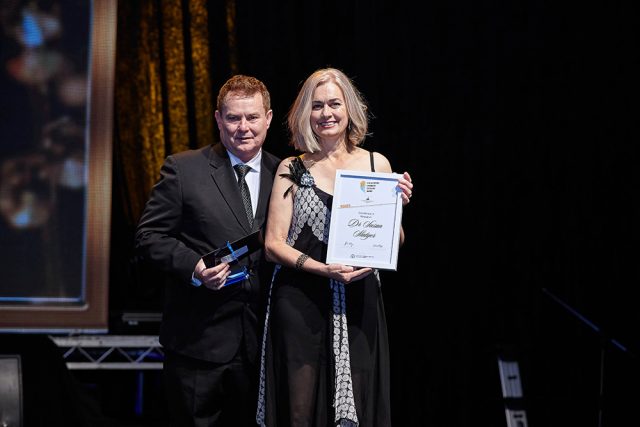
left=49, top=335, right=164, bottom=370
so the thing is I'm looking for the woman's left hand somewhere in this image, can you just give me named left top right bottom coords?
left=397, top=171, right=413, bottom=206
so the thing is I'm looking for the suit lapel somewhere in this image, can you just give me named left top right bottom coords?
left=209, top=144, right=252, bottom=233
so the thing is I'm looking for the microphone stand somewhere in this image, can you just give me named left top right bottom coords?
left=541, top=287, right=635, bottom=427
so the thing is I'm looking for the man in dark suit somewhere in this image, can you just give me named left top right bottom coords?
left=135, top=75, right=281, bottom=426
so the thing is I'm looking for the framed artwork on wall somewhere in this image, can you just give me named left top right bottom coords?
left=0, top=0, right=116, bottom=332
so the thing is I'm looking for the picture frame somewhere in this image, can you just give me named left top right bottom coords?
left=0, top=0, right=117, bottom=332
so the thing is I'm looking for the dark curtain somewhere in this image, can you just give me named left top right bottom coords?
left=114, top=0, right=221, bottom=223
left=110, top=1, right=639, bottom=426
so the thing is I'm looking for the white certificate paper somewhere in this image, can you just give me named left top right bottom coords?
left=326, top=170, right=403, bottom=270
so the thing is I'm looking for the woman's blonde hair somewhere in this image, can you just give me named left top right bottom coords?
left=287, top=68, right=369, bottom=153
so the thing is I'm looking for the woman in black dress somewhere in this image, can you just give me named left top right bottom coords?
left=256, top=68, right=414, bottom=427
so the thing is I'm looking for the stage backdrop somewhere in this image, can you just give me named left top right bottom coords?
left=104, top=1, right=638, bottom=426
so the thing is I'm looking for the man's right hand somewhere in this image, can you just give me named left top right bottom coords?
left=195, top=258, right=231, bottom=291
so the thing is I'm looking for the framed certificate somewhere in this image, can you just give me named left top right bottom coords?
left=326, top=170, right=403, bottom=270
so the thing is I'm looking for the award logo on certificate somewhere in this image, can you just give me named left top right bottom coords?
left=326, top=170, right=403, bottom=270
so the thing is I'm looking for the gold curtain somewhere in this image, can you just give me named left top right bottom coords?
left=114, top=0, right=225, bottom=224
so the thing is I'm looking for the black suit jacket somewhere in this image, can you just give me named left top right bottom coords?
left=135, top=143, right=280, bottom=363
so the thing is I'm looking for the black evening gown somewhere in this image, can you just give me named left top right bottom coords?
left=257, top=157, right=391, bottom=427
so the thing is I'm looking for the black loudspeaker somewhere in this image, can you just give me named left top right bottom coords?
left=0, top=334, right=101, bottom=427
left=0, top=354, right=23, bottom=427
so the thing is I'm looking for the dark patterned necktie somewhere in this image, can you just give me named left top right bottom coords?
left=234, top=164, right=254, bottom=228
